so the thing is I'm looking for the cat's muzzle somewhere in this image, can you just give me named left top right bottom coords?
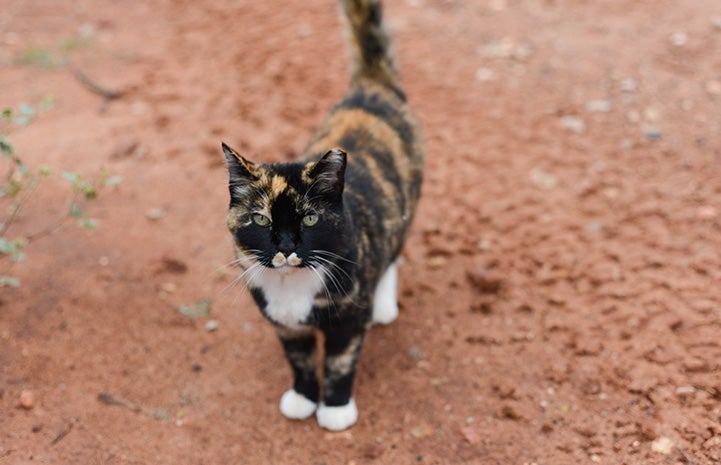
left=272, top=251, right=302, bottom=269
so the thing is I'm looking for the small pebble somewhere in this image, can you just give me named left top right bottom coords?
left=670, top=31, right=687, bottom=47
left=626, top=109, right=641, bottom=124
left=460, top=426, right=481, bottom=444
left=110, top=138, right=140, bottom=159
left=697, top=205, right=717, bottom=219
left=585, top=99, right=611, bottom=113
left=675, top=386, right=696, bottom=396
left=643, top=107, right=660, bottom=122
left=643, top=127, right=662, bottom=141
left=19, top=390, right=35, bottom=409
left=651, top=436, right=674, bottom=455
left=410, top=425, right=434, bottom=438
left=475, top=67, right=495, bottom=82
left=712, top=16, right=721, bottom=31
left=559, top=115, right=585, bottom=133
left=146, top=207, right=167, bottom=221
left=466, top=267, right=503, bottom=294
left=490, top=0, right=507, bottom=11
left=529, top=167, right=558, bottom=190
left=205, top=319, right=219, bottom=332
left=705, top=79, right=721, bottom=96
left=620, top=77, right=639, bottom=92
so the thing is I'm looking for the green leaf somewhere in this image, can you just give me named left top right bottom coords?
left=70, top=202, right=83, bottom=218
left=0, top=275, right=21, bottom=287
left=2, top=108, right=12, bottom=119
left=17, top=47, right=62, bottom=68
left=79, top=181, right=97, bottom=200
left=17, top=161, right=30, bottom=178
left=80, top=217, right=97, bottom=231
left=177, top=300, right=212, bottom=320
left=0, top=137, right=14, bottom=158
left=38, top=165, right=53, bottom=177
left=14, top=103, right=37, bottom=126
left=0, top=237, right=28, bottom=261
left=62, top=171, right=82, bottom=185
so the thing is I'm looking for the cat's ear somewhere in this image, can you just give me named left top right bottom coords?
left=223, top=142, right=257, bottom=183
left=308, top=149, right=347, bottom=197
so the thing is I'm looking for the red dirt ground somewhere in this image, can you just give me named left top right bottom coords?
left=2, top=1, right=721, bottom=464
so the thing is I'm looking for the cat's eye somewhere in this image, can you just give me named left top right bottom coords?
left=302, top=213, right=319, bottom=227
left=252, top=213, right=270, bottom=227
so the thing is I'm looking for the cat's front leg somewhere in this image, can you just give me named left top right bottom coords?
left=276, top=327, right=319, bottom=420
left=317, top=323, right=366, bottom=431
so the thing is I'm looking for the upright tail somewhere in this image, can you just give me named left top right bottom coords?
left=339, top=0, right=403, bottom=96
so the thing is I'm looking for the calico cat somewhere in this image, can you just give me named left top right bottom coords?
left=223, top=0, right=423, bottom=431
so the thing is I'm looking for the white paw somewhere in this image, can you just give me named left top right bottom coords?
left=279, top=389, right=317, bottom=420
left=316, top=399, right=358, bottom=431
left=372, top=262, right=399, bottom=325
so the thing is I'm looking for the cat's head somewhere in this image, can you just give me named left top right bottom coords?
left=223, top=143, right=349, bottom=273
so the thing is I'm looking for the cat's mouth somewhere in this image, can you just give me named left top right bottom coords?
left=272, top=252, right=302, bottom=271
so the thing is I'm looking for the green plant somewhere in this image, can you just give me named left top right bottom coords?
left=1, top=99, right=121, bottom=286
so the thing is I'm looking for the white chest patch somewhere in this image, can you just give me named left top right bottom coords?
left=247, top=266, right=324, bottom=329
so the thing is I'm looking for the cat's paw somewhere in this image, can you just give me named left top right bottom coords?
left=316, top=399, right=358, bottom=431
left=279, top=389, right=317, bottom=420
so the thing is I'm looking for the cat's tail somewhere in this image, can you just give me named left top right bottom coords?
left=339, top=0, right=403, bottom=96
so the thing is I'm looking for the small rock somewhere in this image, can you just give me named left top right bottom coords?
left=626, top=109, right=641, bottom=123
left=643, top=127, right=662, bottom=141
left=110, top=138, right=139, bottom=159
left=427, top=255, right=447, bottom=270
left=146, top=207, right=167, bottom=221
left=407, top=346, right=424, bottom=360
left=713, top=16, right=721, bottom=31
left=477, top=238, right=493, bottom=252
left=362, top=443, right=385, bottom=459
left=560, top=115, right=585, bottom=133
left=31, top=424, right=43, bottom=433
left=410, top=425, right=434, bottom=438
left=675, top=386, right=696, bottom=396
left=684, top=358, right=710, bottom=373
left=466, top=268, right=503, bottom=294
left=620, top=78, right=639, bottom=92
left=670, top=31, right=688, bottom=47
left=499, top=404, right=523, bottom=421
left=697, top=205, right=717, bottom=219
left=585, top=99, right=612, bottom=113
left=489, top=0, right=507, bottom=11
left=643, top=107, right=660, bottom=122
left=529, top=168, right=558, bottom=190
left=154, top=256, right=188, bottom=274
left=475, top=67, right=495, bottom=82
left=205, top=319, right=219, bottom=332
left=160, top=282, right=177, bottom=293
left=19, top=390, right=34, bottom=409
left=705, top=79, right=721, bottom=96
left=460, top=426, right=481, bottom=444
left=477, top=37, right=532, bottom=60
left=651, top=436, right=674, bottom=455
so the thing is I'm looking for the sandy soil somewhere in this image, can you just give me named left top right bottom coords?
left=2, top=1, right=721, bottom=464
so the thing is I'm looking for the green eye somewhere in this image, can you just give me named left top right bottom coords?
left=252, top=213, right=270, bottom=226
left=302, top=213, right=319, bottom=227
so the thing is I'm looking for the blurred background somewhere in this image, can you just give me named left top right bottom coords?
left=1, top=1, right=720, bottom=463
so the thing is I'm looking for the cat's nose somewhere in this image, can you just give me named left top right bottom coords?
left=276, top=236, right=296, bottom=256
